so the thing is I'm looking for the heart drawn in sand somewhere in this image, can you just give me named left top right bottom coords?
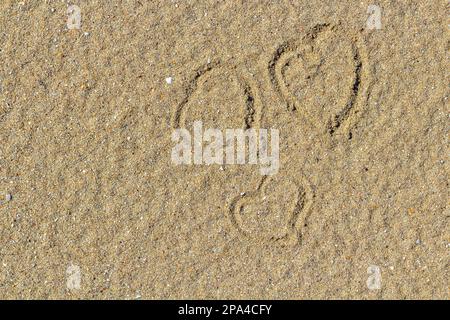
left=229, top=175, right=312, bottom=246
left=268, top=23, right=365, bottom=135
left=172, top=61, right=260, bottom=131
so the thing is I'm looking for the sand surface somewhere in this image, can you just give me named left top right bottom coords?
left=0, top=1, right=448, bottom=299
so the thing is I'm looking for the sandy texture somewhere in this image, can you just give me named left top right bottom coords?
left=0, top=0, right=448, bottom=299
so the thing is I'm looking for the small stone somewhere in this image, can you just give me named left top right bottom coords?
left=416, top=239, right=421, bottom=245
left=165, top=77, right=173, bottom=84
left=5, top=193, right=12, bottom=202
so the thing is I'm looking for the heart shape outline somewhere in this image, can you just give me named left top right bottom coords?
left=228, top=175, right=313, bottom=246
left=268, top=23, right=368, bottom=136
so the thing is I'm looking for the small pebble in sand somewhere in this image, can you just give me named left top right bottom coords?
left=5, top=193, right=12, bottom=202
left=165, top=77, right=173, bottom=85
left=84, top=32, right=90, bottom=37
left=416, top=239, right=422, bottom=245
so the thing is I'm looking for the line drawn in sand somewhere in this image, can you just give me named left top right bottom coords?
left=228, top=175, right=313, bottom=246
left=172, top=61, right=262, bottom=130
left=268, top=23, right=369, bottom=136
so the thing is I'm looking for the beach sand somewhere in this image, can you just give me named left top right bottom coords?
left=0, top=0, right=448, bottom=299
